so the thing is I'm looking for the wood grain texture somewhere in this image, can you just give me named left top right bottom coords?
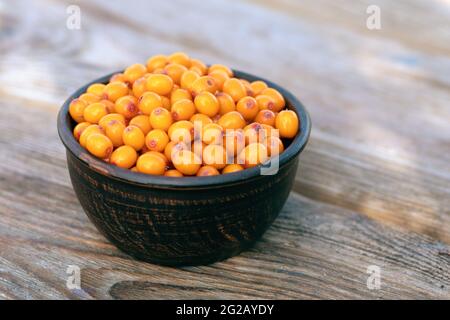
left=0, top=0, right=449, bottom=299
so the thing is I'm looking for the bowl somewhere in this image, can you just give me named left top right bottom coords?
left=57, top=69, right=311, bottom=266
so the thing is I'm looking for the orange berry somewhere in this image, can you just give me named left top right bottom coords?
left=208, top=70, right=229, bottom=90
left=136, top=153, right=166, bottom=175
left=104, top=119, right=126, bottom=147
left=164, top=169, right=184, bottom=177
left=150, top=107, right=173, bottom=131
left=215, top=92, right=236, bottom=115
left=145, top=74, right=173, bottom=96
left=99, top=113, right=126, bottom=129
left=244, top=122, right=268, bottom=144
left=144, top=151, right=169, bottom=165
left=222, top=164, right=244, bottom=174
left=190, top=58, right=207, bottom=75
left=275, top=110, right=299, bottom=138
left=265, top=136, right=284, bottom=156
left=124, top=63, right=147, bottom=84
left=145, top=129, right=169, bottom=152
left=69, top=98, right=87, bottom=123
left=202, top=144, right=227, bottom=169
left=168, top=52, right=191, bottom=68
left=138, top=92, right=163, bottom=115
left=164, top=63, right=188, bottom=85
left=146, top=54, right=168, bottom=72
left=73, top=122, right=90, bottom=141
left=168, top=120, right=194, bottom=143
left=86, top=133, right=113, bottom=159
left=87, top=83, right=106, bottom=97
left=100, top=99, right=116, bottom=113
left=223, top=129, right=245, bottom=157
left=171, top=88, right=192, bottom=105
left=164, top=141, right=188, bottom=161
left=202, top=123, right=223, bottom=144
left=197, top=166, right=220, bottom=176
left=250, top=80, right=268, bottom=96
left=190, top=76, right=217, bottom=96
left=208, top=64, right=233, bottom=77
left=254, top=109, right=276, bottom=127
left=256, top=95, right=276, bottom=111
left=237, top=143, right=268, bottom=168
left=83, top=102, right=108, bottom=124
left=171, top=99, right=196, bottom=121
left=180, top=70, right=200, bottom=90
left=190, top=113, right=212, bottom=127
left=194, top=91, right=220, bottom=117
left=104, top=81, right=129, bottom=102
left=79, top=124, right=104, bottom=148
left=217, top=111, right=246, bottom=130
left=172, top=150, right=201, bottom=176
left=115, top=95, right=139, bottom=119
left=161, top=96, right=171, bottom=110
left=123, top=125, right=145, bottom=151
left=236, top=96, right=258, bottom=121
left=110, top=145, right=138, bottom=169
left=79, top=93, right=101, bottom=105
left=129, top=114, right=152, bottom=135
left=110, top=73, right=129, bottom=84
left=223, top=78, right=247, bottom=102
left=260, top=88, right=285, bottom=111
left=132, top=76, right=148, bottom=98
left=241, top=79, right=254, bottom=96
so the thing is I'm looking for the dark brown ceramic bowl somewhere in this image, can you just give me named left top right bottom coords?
left=57, top=70, right=311, bottom=266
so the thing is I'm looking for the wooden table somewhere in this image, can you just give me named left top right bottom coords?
left=0, top=0, right=449, bottom=299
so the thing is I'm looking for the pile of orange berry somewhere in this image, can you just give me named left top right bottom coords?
left=69, top=52, right=299, bottom=177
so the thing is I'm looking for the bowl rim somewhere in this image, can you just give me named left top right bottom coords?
left=58, top=69, right=311, bottom=188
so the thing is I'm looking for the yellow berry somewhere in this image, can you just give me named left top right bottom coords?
left=244, top=122, right=268, bottom=144
left=202, top=144, right=227, bottom=169
left=171, top=88, right=192, bottom=105
left=104, top=119, right=126, bottom=147
left=132, top=76, right=148, bottom=98
left=100, top=99, right=116, bottom=113
left=236, top=96, right=258, bottom=121
left=164, top=141, right=188, bottom=161
left=180, top=70, right=200, bottom=90
left=115, top=95, right=139, bottom=119
left=83, top=102, right=108, bottom=124
left=99, top=113, right=125, bottom=129
left=208, top=70, right=229, bottom=90
left=138, top=92, right=163, bottom=115
left=79, top=93, right=101, bottom=105
left=202, top=123, right=223, bottom=144
left=146, top=54, right=168, bottom=72
left=110, top=73, right=128, bottom=84
left=145, top=74, right=173, bottom=96
left=144, top=151, right=169, bottom=165
left=190, top=58, right=207, bottom=75
left=150, top=107, right=173, bottom=131
left=190, top=113, right=212, bottom=127
left=86, top=133, right=113, bottom=159
left=124, top=63, right=147, bottom=84
left=73, top=122, right=91, bottom=141
left=168, top=52, right=191, bottom=68
left=123, top=125, right=145, bottom=151
left=190, top=76, right=218, bottom=96
left=216, top=92, right=236, bottom=115
left=241, top=79, right=255, bottom=96
left=254, top=109, right=276, bottom=127
left=69, top=98, right=87, bottom=123
left=223, top=78, right=246, bottom=102
left=136, top=153, right=166, bottom=175
left=79, top=125, right=104, bottom=148
left=171, top=99, right=196, bottom=121
left=168, top=120, right=194, bottom=143
left=129, top=114, right=152, bottom=135
left=255, top=95, right=276, bottom=111
left=275, top=110, right=299, bottom=138
left=110, top=145, right=137, bottom=169
left=197, top=166, right=220, bottom=176
left=145, top=129, right=169, bottom=152
left=161, top=96, right=171, bottom=110
left=217, top=111, right=246, bottom=130
left=237, top=143, right=268, bottom=168
left=164, top=63, right=188, bottom=85
left=222, top=164, right=244, bottom=174
left=87, top=83, right=106, bottom=97
left=172, top=150, right=201, bottom=176
left=194, top=91, right=220, bottom=117
left=250, top=80, right=268, bottom=96
left=260, top=88, right=285, bottom=112
left=104, top=81, right=129, bottom=102
left=208, top=64, right=233, bottom=77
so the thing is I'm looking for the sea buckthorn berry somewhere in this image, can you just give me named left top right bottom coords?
left=194, top=92, right=220, bottom=117
left=161, top=96, right=171, bottom=110
left=222, top=164, right=244, bottom=174
left=79, top=93, right=101, bottom=105
left=236, top=96, right=258, bottom=121
left=104, top=81, right=129, bottom=102
left=168, top=52, right=191, bottom=68
left=237, top=143, right=268, bottom=168
left=171, top=88, right=192, bottom=105
left=99, top=113, right=126, bottom=129
left=150, top=107, right=173, bottom=131
left=275, top=110, right=299, bottom=138
left=260, top=88, right=285, bottom=111
left=145, top=74, right=173, bottom=96
left=110, top=73, right=128, bottom=84
left=256, top=95, right=276, bottom=111
left=172, top=150, right=201, bottom=176
left=168, top=120, right=194, bottom=143
left=145, top=129, right=169, bottom=152
left=86, top=133, right=113, bottom=159
left=115, top=95, right=139, bottom=119
left=244, top=122, right=267, bottom=144
left=129, top=114, right=152, bottom=135
left=132, top=77, right=148, bottom=98
left=164, top=63, right=188, bottom=85
left=190, top=113, right=212, bottom=126
left=202, top=123, right=223, bottom=144
left=144, top=151, right=169, bottom=165
left=241, top=79, right=254, bottom=96
left=265, top=136, right=284, bottom=156
left=197, top=166, right=220, bottom=176
left=208, top=70, right=229, bottom=90
left=110, top=145, right=137, bottom=169
left=146, top=54, right=168, bottom=72
left=216, top=92, right=236, bottom=115
left=208, top=64, right=233, bottom=77
left=189, top=66, right=203, bottom=75
left=83, top=102, right=108, bottom=124
left=104, top=120, right=126, bottom=147
left=180, top=70, right=200, bottom=90
left=69, top=99, right=87, bottom=123
left=202, top=144, right=227, bottom=169
left=100, top=99, right=116, bottom=113
left=138, top=92, right=163, bottom=115
left=217, top=111, right=246, bottom=130
left=171, top=99, right=196, bottom=121
left=123, top=125, right=145, bottom=151
left=87, top=83, right=106, bottom=97
left=254, top=109, right=276, bottom=127
left=190, top=76, right=218, bottom=96
left=164, top=141, right=188, bottom=161
left=250, top=81, right=268, bottom=96
left=223, top=129, right=245, bottom=157
left=124, top=63, right=147, bottom=84
left=136, top=153, right=166, bottom=175
left=223, top=78, right=247, bottom=102
left=73, top=122, right=91, bottom=141
left=190, top=58, right=207, bottom=75
left=164, top=169, right=184, bottom=177
left=79, top=125, right=104, bottom=148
